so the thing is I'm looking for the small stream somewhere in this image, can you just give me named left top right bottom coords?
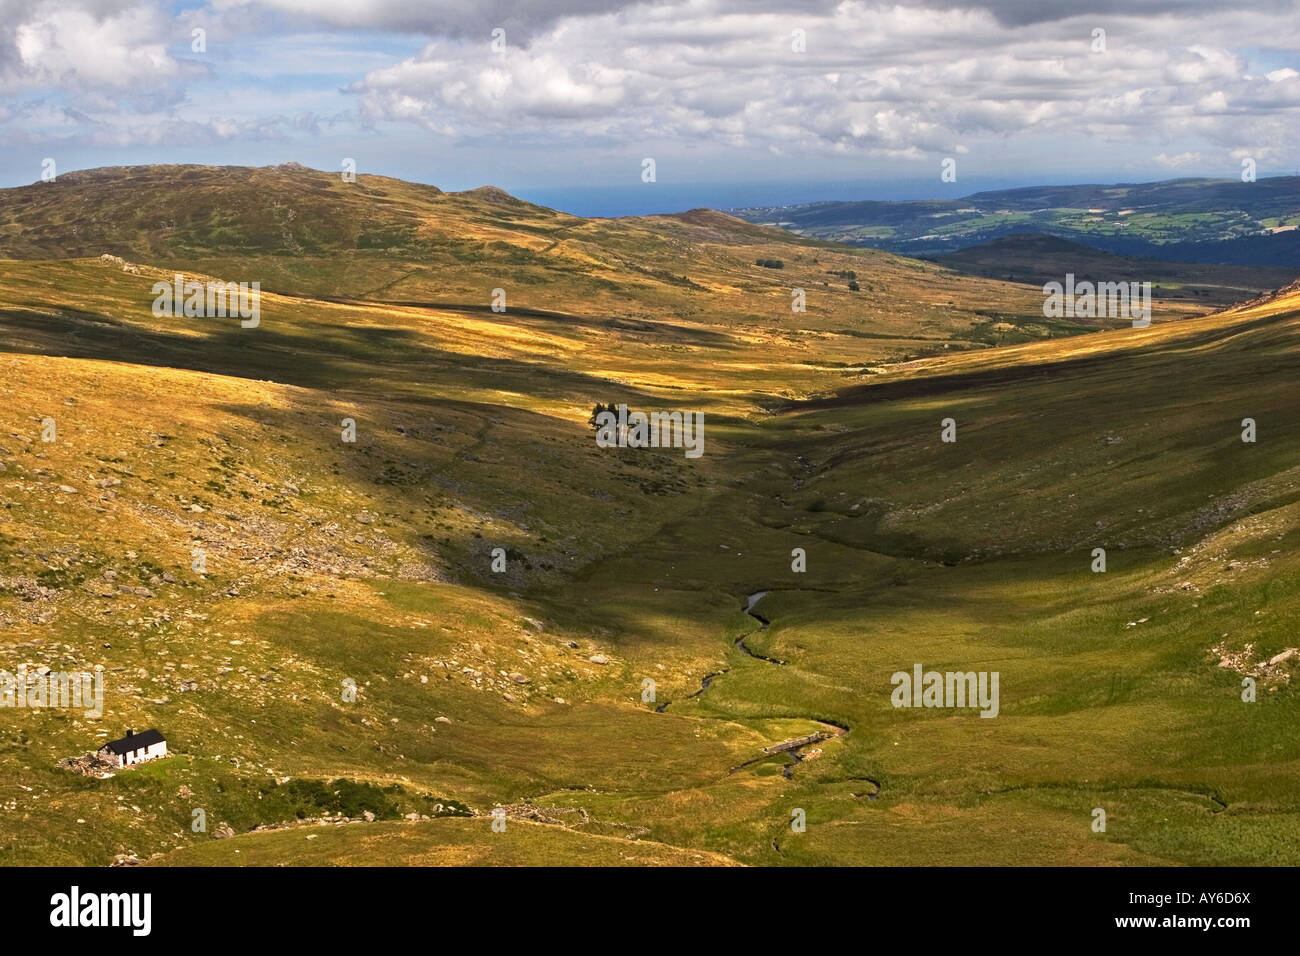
left=735, top=591, right=786, bottom=664
left=655, top=590, right=861, bottom=787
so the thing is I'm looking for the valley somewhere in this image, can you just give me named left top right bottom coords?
left=0, top=165, right=1297, bottom=867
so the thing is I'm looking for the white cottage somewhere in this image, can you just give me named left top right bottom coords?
left=100, top=729, right=166, bottom=767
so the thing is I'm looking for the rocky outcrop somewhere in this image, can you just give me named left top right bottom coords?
left=57, top=750, right=120, bottom=777
left=98, top=253, right=142, bottom=274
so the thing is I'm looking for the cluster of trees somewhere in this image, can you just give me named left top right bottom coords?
left=755, top=258, right=785, bottom=269
left=589, top=401, right=626, bottom=429
left=828, top=269, right=860, bottom=291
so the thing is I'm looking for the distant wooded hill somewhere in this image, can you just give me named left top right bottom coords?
left=729, top=176, right=1300, bottom=266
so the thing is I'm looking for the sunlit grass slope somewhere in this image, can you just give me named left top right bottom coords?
left=0, top=166, right=1297, bottom=866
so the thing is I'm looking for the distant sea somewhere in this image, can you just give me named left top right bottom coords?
left=513, top=177, right=1046, bottom=218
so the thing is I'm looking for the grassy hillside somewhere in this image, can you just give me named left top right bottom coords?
left=935, top=234, right=1297, bottom=310
left=147, top=818, right=742, bottom=866
left=0, top=164, right=1229, bottom=360
left=1, top=165, right=1298, bottom=867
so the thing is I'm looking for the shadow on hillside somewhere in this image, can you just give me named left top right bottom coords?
left=0, top=305, right=689, bottom=405
left=202, top=384, right=744, bottom=647
left=792, top=309, right=1295, bottom=410
left=299, top=295, right=740, bottom=348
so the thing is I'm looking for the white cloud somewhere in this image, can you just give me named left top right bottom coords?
left=2, top=1, right=186, bottom=93
left=343, top=0, right=1300, bottom=163
left=1152, top=150, right=1204, bottom=168
left=0, top=0, right=1296, bottom=179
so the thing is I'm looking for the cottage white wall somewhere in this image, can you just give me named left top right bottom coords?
left=107, top=740, right=166, bottom=766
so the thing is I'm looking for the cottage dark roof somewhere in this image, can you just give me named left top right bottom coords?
left=101, top=729, right=165, bottom=756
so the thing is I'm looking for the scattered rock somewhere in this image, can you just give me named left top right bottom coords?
left=98, top=254, right=142, bottom=275
left=57, top=750, right=119, bottom=777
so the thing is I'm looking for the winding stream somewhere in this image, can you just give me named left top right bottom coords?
left=653, top=589, right=863, bottom=786
left=735, top=591, right=786, bottom=664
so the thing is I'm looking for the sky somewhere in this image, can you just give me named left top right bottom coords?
left=0, top=0, right=1296, bottom=215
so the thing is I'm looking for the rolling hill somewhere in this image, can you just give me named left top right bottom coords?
left=1, top=164, right=1298, bottom=866
left=934, top=234, right=1297, bottom=309
left=729, top=176, right=1300, bottom=264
